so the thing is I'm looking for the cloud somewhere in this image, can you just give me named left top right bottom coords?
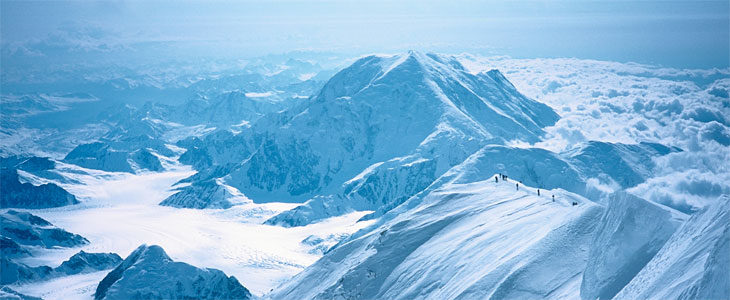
left=459, top=55, right=730, bottom=210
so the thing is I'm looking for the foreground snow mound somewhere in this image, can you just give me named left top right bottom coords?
left=614, top=195, right=730, bottom=300
left=94, top=244, right=252, bottom=300
left=580, top=192, right=684, bottom=300
left=267, top=177, right=602, bottom=300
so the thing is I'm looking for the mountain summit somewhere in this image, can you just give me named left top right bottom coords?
left=170, top=51, right=559, bottom=224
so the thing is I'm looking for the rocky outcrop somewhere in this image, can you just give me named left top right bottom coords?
left=95, top=244, right=252, bottom=300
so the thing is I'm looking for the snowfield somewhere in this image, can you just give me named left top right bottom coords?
left=7, top=162, right=373, bottom=298
left=267, top=176, right=602, bottom=300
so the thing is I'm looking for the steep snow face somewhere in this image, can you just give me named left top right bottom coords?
left=266, top=177, right=603, bottom=300
left=614, top=195, right=730, bottom=300
left=580, top=192, right=684, bottom=300
left=94, top=244, right=252, bottom=300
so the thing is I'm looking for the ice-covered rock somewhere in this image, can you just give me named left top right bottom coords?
left=94, top=244, right=252, bottom=300
left=0, top=257, right=53, bottom=285
left=55, top=250, right=123, bottom=276
left=1, top=167, right=78, bottom=208
left=0, top=250, right=122, bottom=285
left=614, top=195, right=730, bottom=300
left=63, top=142, right=164, bottom=173
left=160, top=178, right=237, bottom=209
left=580, top=192, right=684, bottom=300
left=0, top=210, right=88, bottom=249
left=15, top=156, right=56, bottom=172
left=0, top=286, right=42, bottom=300
left=63, top=142, right=136, bottom=173
left=0, top=236, right=31, bottom=258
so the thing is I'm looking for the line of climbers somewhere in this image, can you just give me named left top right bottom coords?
left=495, top=173, right=577, bottom=206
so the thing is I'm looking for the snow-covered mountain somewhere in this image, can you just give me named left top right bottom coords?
left=1, top=168, right=78, bottom=209
left=0, top=210, right=88, bottom=251
left=267, top=175, right=602, bottom=299
left=1, top=251, right=121, bottom=285
left=170, top=51, right=559, bottom=221
left=2, top=49, right=728, bottom=300
left=267, top=168, right=723, bottom=300
left=94, top=244, right=252, bottom=300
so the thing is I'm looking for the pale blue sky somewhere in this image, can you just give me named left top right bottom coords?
left=2, top=0, right=729, bottom=68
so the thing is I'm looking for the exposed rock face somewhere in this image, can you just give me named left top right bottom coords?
left=95, top=244, right=252, bottom=300
left=0, top=210, right=88, bottom=249
left=63, top=142, right=164, bottom=173
left=0, top=168, right=78, bottom=209
left=0, top=250, right=122, bottom=285
left=0, top=286, right=43, bottom=300
left=0, top=236, right=31, bottom=258
left=55, top=251, right=123, bottom=276
left=160, top=178, right=236, bottom=209
left=0, top=257, right=53, bottom=285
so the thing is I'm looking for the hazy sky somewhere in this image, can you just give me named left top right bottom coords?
left=2, top=0, right=729, bottom=68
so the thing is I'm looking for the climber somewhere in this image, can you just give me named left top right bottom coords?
left=495, top=175, right=498, bottom=183
left=552, top=194, right=555, bottom=202
left=516, top=183, right=519, bottom=191
left=537, top=189, right=540, bottom=196
left=572, top=201, right=577, bottom=206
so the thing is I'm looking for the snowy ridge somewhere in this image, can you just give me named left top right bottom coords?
left=266, top=176, right=602, bottom=299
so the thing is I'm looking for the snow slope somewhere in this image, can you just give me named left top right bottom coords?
left=580, top=192, right=684, bottom=300
left=267, top=176, right=602, bottom=300
left=614, top=195, right=730, bottom=300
